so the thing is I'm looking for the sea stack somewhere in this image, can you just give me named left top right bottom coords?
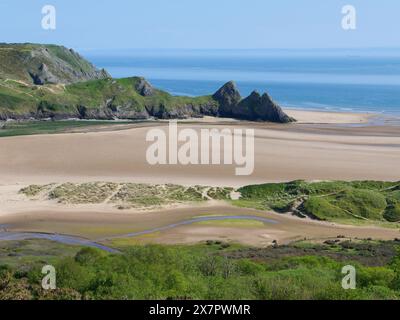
left=212, top=81, right=242, bottom=117
left=213, top=81, right=295, bottom=123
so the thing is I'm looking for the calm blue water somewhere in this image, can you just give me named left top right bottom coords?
left=85, top=49, right=400, bottom=115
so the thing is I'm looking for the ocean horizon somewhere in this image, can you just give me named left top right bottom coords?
left=85, top=48, right=400, bottom=116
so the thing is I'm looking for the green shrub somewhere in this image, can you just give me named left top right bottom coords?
left=75, top=247, right=107, bottom=265
left=357, top=266, right=395, bottom=287
left=334, top=189, right=387, bottom=220
left=384, top=203, right=400, bottom=222
left=303, top=197, right=347, bottom=220
left=237, top=259, right=266, bottom=275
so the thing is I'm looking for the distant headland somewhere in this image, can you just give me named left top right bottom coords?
left=0, top=43, right=294, bottom=123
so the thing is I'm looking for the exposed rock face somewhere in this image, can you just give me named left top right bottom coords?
left=234, top=90, right=294, bottom=123
left=0, top=43, right=110, bottom=85
left=29, top=63, right=58, bottom=85
left=213, top=82, right=295, bottom=123
left=75, top=105, right=150, bottom=120
left=212, top=81, right=241, bottom=116
left=0, top=44, right=296, bottom=123
left=134, top=77, right=155, bottom=96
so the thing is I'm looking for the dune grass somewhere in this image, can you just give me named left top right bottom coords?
left=20, top=182, right=231, bottom=209
left=236, top=180, right=400, bottom=223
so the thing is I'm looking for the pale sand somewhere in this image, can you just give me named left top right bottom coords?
left=0, top=109, right=399, bottom=246
left=0, top=116, right=399, bottom=187
left=168, top=111, right=372, bottom=124
left=283, top=109, right=372, bottom=124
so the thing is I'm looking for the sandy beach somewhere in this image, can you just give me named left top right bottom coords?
left=0, top=109, right=399, bottom=246
left=0, top=110, right=398, bottom=187
left=284, top=109, right=373, bottom=124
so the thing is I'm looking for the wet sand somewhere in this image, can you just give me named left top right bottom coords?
left=0, top=114, right=399, bottom=187
left=0, top=109, right=399, bottom=246
left=0, top=203, right=399, bottom=247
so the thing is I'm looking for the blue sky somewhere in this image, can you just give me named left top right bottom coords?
left=0, top=0, right=399, bottom=50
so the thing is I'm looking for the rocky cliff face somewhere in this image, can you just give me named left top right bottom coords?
left=212, top=81, right=242, bottom=116
left=0, top=43, right=110, bottom=85
left=213, top=82, right=295, bottom=123
left=134, top=77, right=155, bottom=96
left=0, top=44, right=295, bottom=123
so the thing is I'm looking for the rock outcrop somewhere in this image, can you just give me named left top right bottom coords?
left=29, top=63, right=58, bottom=85
left=212, top=81, right=242, bottom=116
left=0, top=44, right=295, bottom=123
left=213, top=82, right=295, bottom=123
left=234, top=90, right=294, bottom=123
left=134, top=77, right=155, bottom=96
left=0, top=43, right=110, bottom=85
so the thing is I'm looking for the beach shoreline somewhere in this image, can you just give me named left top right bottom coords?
left=0, top=108, right=399, bottom=187
left=1, top=108, right=399, bottom=246
left=1, top=193, right=399, bottom=247
left=283, top=108, right=374, bottom=124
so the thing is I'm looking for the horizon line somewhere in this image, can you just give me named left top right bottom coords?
left=78, top=46, right=400, bottom=51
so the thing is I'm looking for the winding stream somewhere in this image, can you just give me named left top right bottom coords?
left=0, top=231, right=120, bottom=253
left=0, top=215, right=278, bottom=252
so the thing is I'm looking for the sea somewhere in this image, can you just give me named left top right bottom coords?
left=84, top=48, right=400, bottom=116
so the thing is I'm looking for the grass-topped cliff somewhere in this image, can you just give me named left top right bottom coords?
left=0, top=43, right=294, bottom=123
left=0, top=76, right=218, bottom=120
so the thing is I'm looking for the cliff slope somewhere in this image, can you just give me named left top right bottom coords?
left=0, top=44, right=294, bottom=123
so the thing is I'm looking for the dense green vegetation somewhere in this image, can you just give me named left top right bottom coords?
left=237, top=180, right=400, bottom=223
left=0, top=76, right=217, bottom=119
left=1, top=239, right=400, bottom=300
left=0, top=44, right=217, bottom=119
left=0, top=43, right=209, bottom=114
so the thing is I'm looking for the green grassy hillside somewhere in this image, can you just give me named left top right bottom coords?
left=236, top=180, right=400, bottom=223
left=0, top=43, right=293, bottom=122
left=0, top=76, right=217, bottom=120
left=0, top=44, right=218, bottom=120
left=0, top=43, right=108, bottom=85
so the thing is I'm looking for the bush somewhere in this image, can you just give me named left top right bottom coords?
left=334, top=189, right=387, bottom=220
left=303, top=197, right=347, bottom=220
left=3, top=242, right=400, bottom=300
left=237, top=259, right=265, bottom=275
left=357, top=266, right=395, bottom=287
left=384, top=195, right=400, bottom=222
left=75, top=247, right=107, bottom=265
left=55, top=258, right=93, bottom=292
